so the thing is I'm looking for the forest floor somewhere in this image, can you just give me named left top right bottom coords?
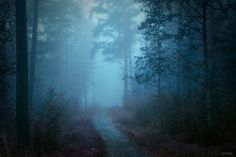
left=108, top=107, right=235, bottom=157
left=7, top=110, right=107, bottom=157
left=60, top=111, right=106, bottom=157
left=61, top=107, right=235, bottom=157
left=5, top=107, right=234, bottom=157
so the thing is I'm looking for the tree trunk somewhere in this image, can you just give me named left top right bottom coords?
left=122, top=2, right=135, bottom=108
left=157, top=29, right=162, bottom=105
left=0, top=46, right=8, bottom=157
left=202, top=0, right=213, bottom=131
left=176, top=1, right=184, bottom=103
left=158, top=75, right=161, bottom=104
left=0, top=42, right=6, bottom=134
left=16, top=0, right=30, bottom=147
left=124, top=47, right=128, bottom=107
left=29, top=0, right=39, bottom=107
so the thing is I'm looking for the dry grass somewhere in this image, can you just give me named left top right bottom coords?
left=109, top=107, right=234, bottom=157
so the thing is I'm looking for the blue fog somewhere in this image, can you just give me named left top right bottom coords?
left=93, top=55, right=123, bottom=107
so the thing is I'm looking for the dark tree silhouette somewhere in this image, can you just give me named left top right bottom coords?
left=16, top=0, right=30, bottom=147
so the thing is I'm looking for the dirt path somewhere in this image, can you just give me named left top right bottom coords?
left=93, top=110, right=149, bottom=157
left=62, top=115, right=106, bottom=157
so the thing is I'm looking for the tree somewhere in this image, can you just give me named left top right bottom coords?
left=134, top=0, right=173, bottom=101
left=0, top=0, right=15, bottom=155
left=31, top=0, right=95, bottom=108
left=134, top=0, right=236, bottom=142
left=29, top=0, right=40, bottom=107
left=16, top=0, right=30, bottom=147
left=92, top=0, right=138, bottom=107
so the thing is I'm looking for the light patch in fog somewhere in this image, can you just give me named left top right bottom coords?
left=94, top=54, right=123, bottom=107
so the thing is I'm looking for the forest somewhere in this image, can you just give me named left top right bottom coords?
left=0, top=0, right=235, bottom=156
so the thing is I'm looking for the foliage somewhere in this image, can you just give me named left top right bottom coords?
left=133, top=0, right=236, bottom=145
left=91, top=0, right=138, bottom=61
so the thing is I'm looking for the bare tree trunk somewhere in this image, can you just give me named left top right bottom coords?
left=0, top=47, right=9, bottom=157
left=158, top=75, right=161, bottom=104
left=176, top=1, right=184, bottom=103
left=16, top=0, right=30, bottom=147
left=124, top=47, right=128, bottom=107
left=128, top=45, right=133, bottom=105
left=122, top=4, right=134, bottom=108
left=157, top=31, right=162, bottom=105
left=93, top=81, right=95, bottom=105
left=202, top=0, right=212, bottom=130
left=0, top=45, right=7, bottom=139
left=63, top=35, right=68, bottom=97
left=29, top=0, right=39, bottom=107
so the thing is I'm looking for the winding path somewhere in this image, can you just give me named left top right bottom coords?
left=93, top=110, right=149, bottom=157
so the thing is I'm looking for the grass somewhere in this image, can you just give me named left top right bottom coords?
left=108, top=106, right=235, bottom=157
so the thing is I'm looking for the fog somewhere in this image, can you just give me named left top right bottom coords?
left=1, top=0, right=235, bottom=155
left=93, top=55, right=123, bottom=106
left=27, top=0, right=144, bottom=109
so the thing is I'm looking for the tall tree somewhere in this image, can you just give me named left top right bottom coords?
left=202, top=0, right=213, bottom=134
left=135, top=0, right=173, bottom=101
left=16, top=0, right=30, bottom=147
left=0, top=0, right=15, bottom=155
left=134, top=0, right=236, bottom=142
left=92, top=0, right=138, bottom=107
left=29, top=0, right=40, bottom=107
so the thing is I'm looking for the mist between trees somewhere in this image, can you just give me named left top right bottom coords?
left=0, top=0, right=235, bottom=156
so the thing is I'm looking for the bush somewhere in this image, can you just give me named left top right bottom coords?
left=31, top=88, right=63, bottom=154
